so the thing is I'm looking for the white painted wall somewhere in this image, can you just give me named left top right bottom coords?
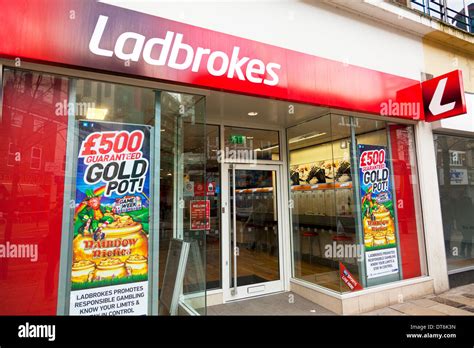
left=101, top=0, right=425, bottom=80
left=432, top=93, right=474, bottom=133
left=415, top=121, right=450, bottom=293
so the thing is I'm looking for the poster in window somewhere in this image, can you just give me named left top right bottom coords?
left=69, top=121, right=151, bottom=315
left=358, top=144, right=399, bottom=279
left=190, top=200, right=210, bottom=230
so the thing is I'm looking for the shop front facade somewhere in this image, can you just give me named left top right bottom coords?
left=420, top=31, right=474, bottom=288
left=0, top=0, right=470, bottom=315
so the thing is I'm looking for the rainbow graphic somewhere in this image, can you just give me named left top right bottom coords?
left=92, top=186, right=106, bottom=197
left=74, top=185, right=106, bottom=219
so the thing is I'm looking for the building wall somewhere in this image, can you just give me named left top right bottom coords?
left=423, top=38, right=474, bottom=134
left=422, top=38, right=474, bottom=92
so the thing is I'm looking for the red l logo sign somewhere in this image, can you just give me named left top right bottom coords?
left=422, top=70, right=467, bottom=122
left=428, top=77, right=456, bottom=116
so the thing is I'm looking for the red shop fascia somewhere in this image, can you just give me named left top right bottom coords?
left=0, top=0, right=454, bottom=315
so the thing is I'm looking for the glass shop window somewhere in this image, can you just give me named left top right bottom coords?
left=288, top=114, right=426, bottom=293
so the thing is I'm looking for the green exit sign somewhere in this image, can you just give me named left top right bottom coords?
left=230, top=135, right=246, bottom=144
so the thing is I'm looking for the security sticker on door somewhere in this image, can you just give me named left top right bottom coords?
left=365, top=248, right=398, bottom=279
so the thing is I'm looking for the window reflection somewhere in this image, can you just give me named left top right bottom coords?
left=435, top=134, right=474, bottom=272
left=0, top=68, right=69, bottom=314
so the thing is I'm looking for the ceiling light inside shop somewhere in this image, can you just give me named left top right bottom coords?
left=255, top=145, right=279, bottom=151
left=248, top=112, right=258, bottom=116
left=289, top=132, right=326, bottom=144
left=86, top=108, right=108, bottom=120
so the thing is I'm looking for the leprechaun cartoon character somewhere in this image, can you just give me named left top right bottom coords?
left=361, top=185, right=376, bottom=220
left=361, top=184, right=394, bottom=222
left=74, top=188, right=114, bottom=241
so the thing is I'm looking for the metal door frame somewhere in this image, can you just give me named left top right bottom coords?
left=221, top=163, right=285, bottom=302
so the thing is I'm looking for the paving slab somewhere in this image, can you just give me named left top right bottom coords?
left=407, top=299, right=439, bottom=308
left=429, top=303, right=473, bottom=315
left=363, top=307, right=405, bottom=315
left=389, top=303, right=447, bottom=316
left=437, top=294, right=474, bottom=307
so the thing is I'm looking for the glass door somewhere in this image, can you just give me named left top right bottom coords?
left=222, top=163, right=284, bottom=301
left=158, top=92, right=207, bottom=315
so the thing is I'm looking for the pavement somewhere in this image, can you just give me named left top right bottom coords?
left=364, top=283, right=474, bottom=315
left=208, top=283, right=474, bottom=315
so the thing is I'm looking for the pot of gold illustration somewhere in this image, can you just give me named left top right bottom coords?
left=125, top=254, right=148, bottom=276
left=371, top=205, right=394, bottom=233
left=386, top=232, right=396, bottom=245
left=373, top=232, right=387, bottom=247
left=364, top=233, right=374, bottom=248
left=71, top=260, right=96, bottom=283
left=73, top=213, right=148, bottom=263
left=91, top=258, right=130, bottom=281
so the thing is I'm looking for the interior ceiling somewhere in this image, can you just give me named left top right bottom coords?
left=206, top=89, right=329, bottom=128
left=287, top=116, right=333, bottom=150
left=182, top=89, right=389, bottom=152
left=206, top=91, right=385, bottom=150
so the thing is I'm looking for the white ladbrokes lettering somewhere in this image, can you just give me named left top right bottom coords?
left=89, top=15, right=281, bottom=86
